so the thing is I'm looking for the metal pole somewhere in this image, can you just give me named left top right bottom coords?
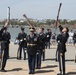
left=7, top=7, right=10, bottom=25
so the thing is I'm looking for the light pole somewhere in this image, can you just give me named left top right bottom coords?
left=7, top=7, right=10, bottom=25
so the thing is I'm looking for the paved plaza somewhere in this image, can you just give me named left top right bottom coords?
left=0, top=43, right=76, bottom=75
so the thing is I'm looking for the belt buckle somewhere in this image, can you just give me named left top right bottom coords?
left=27, top=43, right=36, bottom=46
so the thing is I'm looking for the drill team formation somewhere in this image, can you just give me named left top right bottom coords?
left=0, top=2, right=76, bottom=75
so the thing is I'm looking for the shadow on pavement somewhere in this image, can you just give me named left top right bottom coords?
left=41, top=65, right=58, bottom=69
left=35, top=70, right=54, bottom=74
left=57, top=72, right=76, bottom=75
left=9, top=57, right=28, bottom=60
left=66, top=72, right=76, bottom=75
left=7, top=68, right=22, bottom=72
left=65, top=59, right=74, bottom=62
left=45, top=58, right=75, bottom=62
left=45, top=58, right=56, bottom=61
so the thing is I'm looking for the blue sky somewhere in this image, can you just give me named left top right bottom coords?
left=0, top=0, right=76, bottom=20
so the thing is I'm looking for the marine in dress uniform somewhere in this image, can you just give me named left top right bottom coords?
left=57, top=23, right=69, bottom=75
left=1, top=27, right=11, bottom=72
left=42, top=28, right=46, bottom=61
left=2, top=27, right=11, bottom=59
left=73, top=31, right=76, bottom=45
left=17, top=27, right=27, bottom=60
left=36, top=28, right=45, bottom=69
left=45, top=29, right=51, bottom=49
left=0, top=21, right=9, bottom=72
left=27, top=27, right=38, bottom=74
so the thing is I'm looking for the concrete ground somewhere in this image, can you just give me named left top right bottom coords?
left=0, top=43, right=76, bottom=75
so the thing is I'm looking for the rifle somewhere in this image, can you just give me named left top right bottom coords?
left=75, top=55, right=76, bottom=63
left=17, top=46, right=20, bottom=59
left=56, top=3, right=62, bottom=29
left=0, top=42, right=4, bottom=69
left=75, top=46, right=76, bottom=63
left=55, top=3, right=62, bottom=62
left=60, top=53, right=63, bottom=74
left=23, top=14, right=34, bottom=27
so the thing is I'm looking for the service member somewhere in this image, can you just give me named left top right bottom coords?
left=17, top=27, right=27, bottom=60
left=57, top=22, right=69, bottom=75
left=27, top=27, right=38, bottom=74
left=73, top=31, right=76, bottom=45
left=36, top=28, right=45, bottom=69
left=0, top=21, right=9, bottom=72
left=2, top=27, right=11, bottom=59
left=42, top=28, right=46, bottom=61
left=45, top=29, right=51, bottom=49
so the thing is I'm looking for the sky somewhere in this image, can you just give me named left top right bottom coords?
left=0, top=0, right=76, bottom=20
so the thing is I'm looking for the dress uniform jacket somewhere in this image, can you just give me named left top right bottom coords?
left=0, top=27, right=8, bottom=71
left=46, top=32, right=51, bottom=42
left=18, top=32, right=27, bottom=48
left=38, top=33, right=46, bottom=50
left=2, top=32, right=11, bottom=44
left=0, top=27, right=6, bottom=41
left=27, top=34, right=38, bottom=55
left=57, top=26, right=69, bottom=53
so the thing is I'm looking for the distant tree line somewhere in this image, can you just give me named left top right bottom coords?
left=0, top=19, right=76, bottom=27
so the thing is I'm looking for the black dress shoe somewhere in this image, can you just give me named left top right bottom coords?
left=24, top=58, right=26, bottom=60
left=29, top=72, right=32, bottom=74
left=43, top=59, right=45, bottom=61
left=17, top=58, right=21, bottom=60
left=1, top=69, right=7, bottom=72
left=35, top=67, right=38, bottom=69
left=55, top=57, right=58, bottom=62
left=29, top=70, right=32, bottom=74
